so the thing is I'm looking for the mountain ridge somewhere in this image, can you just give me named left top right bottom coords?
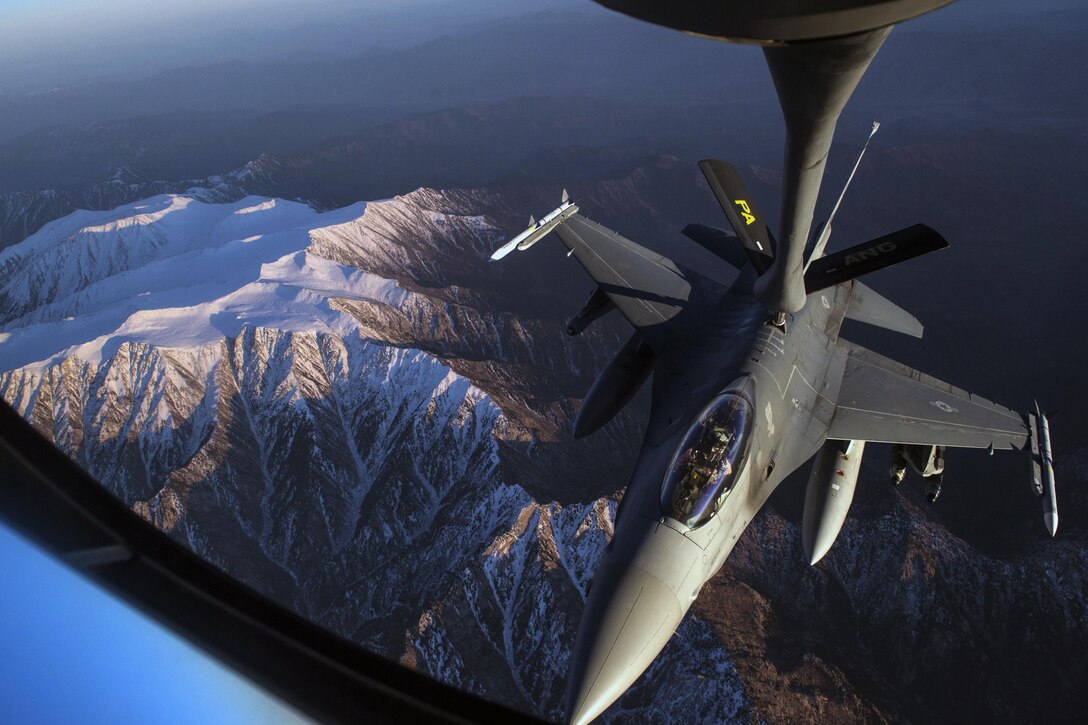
left=1, top=173, right=1085, bottom=722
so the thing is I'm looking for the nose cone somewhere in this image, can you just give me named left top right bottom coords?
left=1045, top=511, right=1058, bottom=537
left=565, top=563, right=684, bottom=725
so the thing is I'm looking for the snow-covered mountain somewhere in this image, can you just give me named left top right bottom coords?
left=0, top=190, right=748, bottom=720
left=2, top=184, right=1085, bottom=723
left=0, top=168, right=248, bottom=251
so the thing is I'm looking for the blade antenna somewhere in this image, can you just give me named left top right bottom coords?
left=804, top=121, right=880, bottom=271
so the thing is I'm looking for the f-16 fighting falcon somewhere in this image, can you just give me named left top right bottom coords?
left=491, top=1, right=1059, bottom=723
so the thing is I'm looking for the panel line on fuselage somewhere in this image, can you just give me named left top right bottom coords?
left=786, top=363, right=828, bottom=403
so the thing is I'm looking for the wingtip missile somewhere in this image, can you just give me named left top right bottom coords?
left=490, top=236, right=524, bottom=261
left=489, top=195, right=579, bottom=261
left=1041, top=414, right=1058, bottom=538
left=1029, top=405, right=1058, bottom=537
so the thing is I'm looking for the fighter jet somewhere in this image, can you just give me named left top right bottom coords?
left=490, top=1, right=1059, bottom=723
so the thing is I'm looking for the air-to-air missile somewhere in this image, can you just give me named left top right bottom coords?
left=489, top=190, right=578, bottom=260
left=1030, top=402, right=1059, bottom=536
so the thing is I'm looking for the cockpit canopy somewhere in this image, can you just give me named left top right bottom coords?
left=660, top=391, right=753, bottom=528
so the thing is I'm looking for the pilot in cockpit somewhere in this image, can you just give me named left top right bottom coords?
left=679, top=424, right=735, bottom=498
left=662, top=392, right=752, bottom=527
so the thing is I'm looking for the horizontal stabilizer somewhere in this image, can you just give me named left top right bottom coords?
left=681, top=223, right=750, bottom=270
left=697, top=160, right=775, bottom=274
left=845, top=281, right=923, bottom=338
left=804, top=224, right=948, bottom=293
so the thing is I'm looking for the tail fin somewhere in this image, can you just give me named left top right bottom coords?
left=697, top=160, right=775, bottom=273
left=803, top=224, right=948, bottom=293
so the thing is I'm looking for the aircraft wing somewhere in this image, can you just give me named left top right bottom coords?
left=550, top=214, right=695, bottom=351
left=827, top=340, right=1029, bottom=450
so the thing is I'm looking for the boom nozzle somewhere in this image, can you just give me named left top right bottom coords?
left=589, top=1, right=957, bottom=315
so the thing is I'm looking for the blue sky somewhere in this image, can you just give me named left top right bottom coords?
left=0, top=521, right=309, bottom=724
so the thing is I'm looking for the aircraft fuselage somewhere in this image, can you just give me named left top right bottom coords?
left=565, top=274, right=852, bottom=724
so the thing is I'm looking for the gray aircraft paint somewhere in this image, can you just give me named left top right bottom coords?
left=802, top=439, right=866, bottom=566
left=493, top=198, right=1035, bottom=723
left=560, top=255, right=846, bottom=723
left=486, top=2, right=1056, bottom=723
left=513, top=201, right=1033, bottom=723
left=590, top=0, right=955, bottom=316
left=755, top=27, right=891, bottom=314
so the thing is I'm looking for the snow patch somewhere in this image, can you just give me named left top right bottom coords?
left=0, top=194, right=405, bottom=372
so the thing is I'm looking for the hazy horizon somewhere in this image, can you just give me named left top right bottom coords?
left=2, top=0, right=1082, bottom=95
left=0, top=0, right=577, bottom=93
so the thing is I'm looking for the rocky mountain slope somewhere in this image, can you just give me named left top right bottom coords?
left=1, top=176, right=1084, bottom=722
left=0, top=187, right=747, bottom=720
